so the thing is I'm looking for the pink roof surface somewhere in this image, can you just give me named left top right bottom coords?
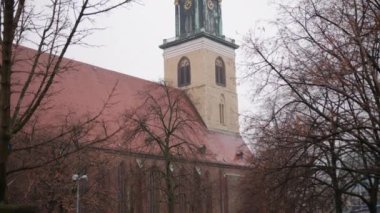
left=206, top=131, right=249, bottom=166
left=10, top=46, right=249, bottom=167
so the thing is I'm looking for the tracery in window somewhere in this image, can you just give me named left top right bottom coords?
left=219, top=94, right=225, bottom=125
left=215, top=57, right=226, bottom=86
left=178, top=57, right=191, bottom=87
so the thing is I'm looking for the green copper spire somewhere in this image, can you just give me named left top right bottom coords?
left=161, top=0, right=236, bottom=49
left=175, top=0, right=223, bottom=38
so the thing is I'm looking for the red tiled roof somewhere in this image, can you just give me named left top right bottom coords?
left=9, top=46, right=249, bottom=167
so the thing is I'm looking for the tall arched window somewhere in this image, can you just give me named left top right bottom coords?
left=178, top=168, right=187, bottom=211
left=178, top=57, right=191, bottom=87
left=215, top=57, right=226, bottom=86
left=117, top=161, right=127, bottom=212
left=219, top=94, right=225, bottom=125
left=148, top=167, right=160, bottom=213
left=204, top=171, right=213, bottom=212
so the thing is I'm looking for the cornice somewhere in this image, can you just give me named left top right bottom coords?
left=90, top=147, right=251, bottom=170
left=160, top=33, right=237, bottom=59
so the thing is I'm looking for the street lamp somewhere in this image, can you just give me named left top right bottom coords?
left=72, top=174, right=88, bottom=213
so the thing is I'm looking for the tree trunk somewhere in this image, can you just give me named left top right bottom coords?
left=0, top=163, right=7, bottom=203
left=165, top=161, right=174, bottom=213
left=329, top=140, right=343, bottom=213
left=367, top=178, right=379, bottom=213
left=0, top=0, right=15, bottom=203
left=334, top=191, right=343, bottom=213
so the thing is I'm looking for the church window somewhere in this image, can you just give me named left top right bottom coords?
left=215, top=57, right=226, bottom=86
left=178, top=168, right=187, bottom=210
left=219, top=95, right=225, bottom=125
left=178, top=57, right=191, bottom=87
left=131, top=167, right=144, bottom=211
left=205, top=171, right=213, bottom=213
left=149, top=168, right=160, bottom=213
left=117, top=161, right=128, bottom=212
left=190, top=167, right=202, bottom=212
left=219, top=104, right=224, bottom=124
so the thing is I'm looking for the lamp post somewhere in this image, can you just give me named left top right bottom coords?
left=72, top=174, right=88, bottom=213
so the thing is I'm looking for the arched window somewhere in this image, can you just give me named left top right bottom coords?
left=178, top=57, right=191, bottom=87
left=204, top=171, right=213, bottom=212
left=190, top=167, right=202, bottom=212
left=117, top=161, right=128, bottom=212
left=219, top=94, right=225, bottom=125
left=148, top=167, right=161, bottom=213
left=215, top=57, right=226, bottom=86
left=178, top=168, right=187, bottom=210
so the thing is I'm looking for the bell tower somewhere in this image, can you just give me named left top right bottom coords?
left=160, top=0, right=239, bottom=134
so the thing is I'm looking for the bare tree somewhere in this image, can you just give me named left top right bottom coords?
left=0, top=0, right=135, bottom=204
left=8, top=142, right=117, bottom=212
left=242, top=0, right=380, bottom=212
left=5, top=92, right=122, bottom=211
left=122, top=82, right=207, bottom=213
left=241, top=111, right=335, bottom=213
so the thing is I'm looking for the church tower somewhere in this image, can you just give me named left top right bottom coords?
left=160, top=0, right=239, bottom=134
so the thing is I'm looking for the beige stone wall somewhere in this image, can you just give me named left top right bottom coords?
left=163, top=38, right=239, bottom=133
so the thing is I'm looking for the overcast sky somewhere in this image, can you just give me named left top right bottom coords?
left=66, top=0, right=277, bottom=113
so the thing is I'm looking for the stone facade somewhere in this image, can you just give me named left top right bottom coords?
left=161, top=0, right=240, bottom=134
left=162, top=37, right=239, bottom=133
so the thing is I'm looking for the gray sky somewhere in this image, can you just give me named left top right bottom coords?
left=66, top=0, right=277, bottom=113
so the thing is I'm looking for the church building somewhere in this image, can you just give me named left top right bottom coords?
left=7, top=0, right=250, bottom=212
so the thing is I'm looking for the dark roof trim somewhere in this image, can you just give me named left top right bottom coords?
left=90, top=147, right=251, bottom=170
left=159, top=32, right=239, bottom=50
